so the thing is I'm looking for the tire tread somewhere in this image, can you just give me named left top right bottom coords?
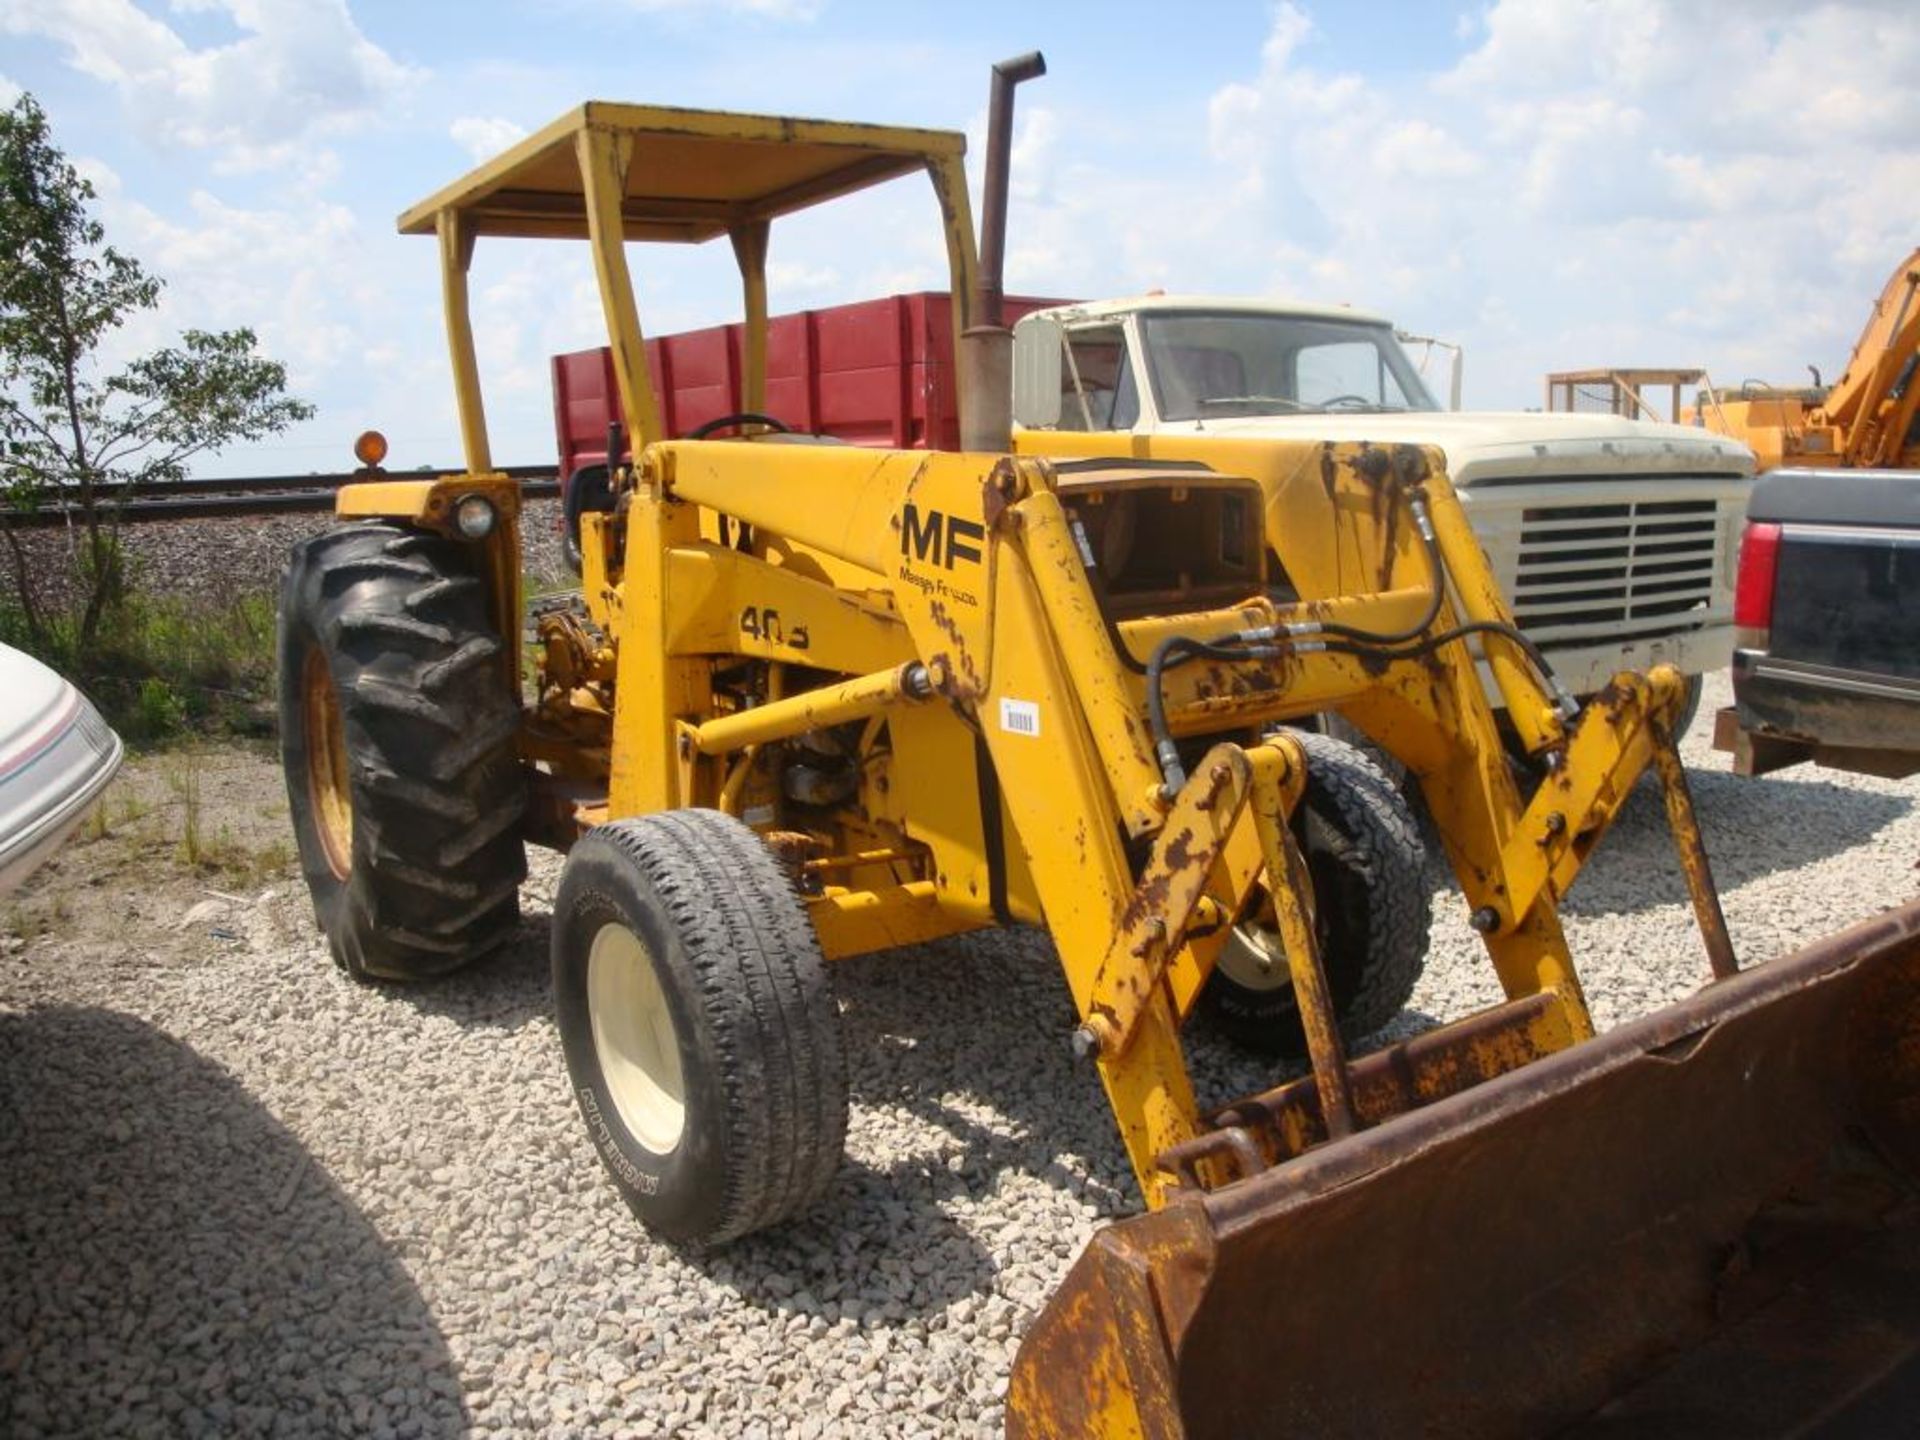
left=1202, top=729, right=1430, bottom=1056
left=559, top=811, right=847, bottom=1244
left=279, top=521, right=526, bottom=982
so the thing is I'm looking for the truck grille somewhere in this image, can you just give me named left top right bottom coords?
left=1509, top=498, right=1720, bottom=638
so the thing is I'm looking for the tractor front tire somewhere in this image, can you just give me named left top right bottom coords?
left=1201, top=730, right=1431, bottom=1061
left=552, top=811, right=848, bottom=1247
left=1667, top=672, right=1705, bottom=743
left=279, top=522, right=526, bottom=982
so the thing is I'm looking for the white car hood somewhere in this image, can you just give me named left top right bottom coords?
left=1155, top=410, right=1754, bottom=484
left=0, top=645, right=123, bottom=895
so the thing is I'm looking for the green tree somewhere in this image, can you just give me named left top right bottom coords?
left=0, top=93, right=314, bottom=648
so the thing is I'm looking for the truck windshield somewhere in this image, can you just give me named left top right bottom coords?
left=1138, top=312, right=1439, bottom=421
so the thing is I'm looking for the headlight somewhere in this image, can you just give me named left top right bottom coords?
left=454, top=494, right=497, bottom=540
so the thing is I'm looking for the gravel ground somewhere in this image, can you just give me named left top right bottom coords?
left=3, top=669, right=1917, bottom=1438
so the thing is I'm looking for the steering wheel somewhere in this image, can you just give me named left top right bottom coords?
left=1315, top=394, right=1377, bottom=410
left=687, top=412, right=793, bottom=439
left=684, top=413, right=792, bottom=552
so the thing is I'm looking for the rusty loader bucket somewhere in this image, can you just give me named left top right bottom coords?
left=1010, top=901, right=1920, bottom=1439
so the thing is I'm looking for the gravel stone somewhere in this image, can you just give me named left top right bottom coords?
left=3, top=671, right=1916, bottom=1436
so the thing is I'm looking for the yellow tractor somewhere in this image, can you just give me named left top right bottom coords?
left=280, top=56, right=1920, bottom=1437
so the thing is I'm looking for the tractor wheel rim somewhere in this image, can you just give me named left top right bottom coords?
left=1218, top=863, right=1327, bottom=994
left=1219, top=902, right=1296, bottom=993
left=302, top=648, right=353, bottom=880
left=587, top=921, right=686, bottom=1155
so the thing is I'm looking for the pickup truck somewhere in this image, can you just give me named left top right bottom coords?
left=1714, top=467, right=1920, bottom=778
left=553, top=291, right=1756, bottom=722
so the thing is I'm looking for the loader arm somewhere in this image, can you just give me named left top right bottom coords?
left=619, top=437, right=1720, bottom=1207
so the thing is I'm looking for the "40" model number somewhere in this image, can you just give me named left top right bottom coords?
left=739, top=606, right=810, bottom=650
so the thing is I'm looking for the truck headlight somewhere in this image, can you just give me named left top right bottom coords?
left=454, top=494, right=497, bottom=540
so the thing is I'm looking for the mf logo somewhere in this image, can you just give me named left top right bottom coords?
left=900, top=504, right=985, bottom=569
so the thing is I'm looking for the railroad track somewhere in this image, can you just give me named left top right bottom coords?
left=0, top=465, right=560, bottom=527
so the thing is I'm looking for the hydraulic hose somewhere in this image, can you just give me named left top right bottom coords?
left=1300, top=493, right=1445, bottom=647
left=1136, top=482, right=1579, bottom=794
left=1146, top=633, right=1284, bottom=791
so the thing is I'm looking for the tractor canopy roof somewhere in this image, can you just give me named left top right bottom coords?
left=397, top=102, right=968, bottom=244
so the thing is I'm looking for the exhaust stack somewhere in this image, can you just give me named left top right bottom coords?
left=959, top=50, right=1046, bottom=454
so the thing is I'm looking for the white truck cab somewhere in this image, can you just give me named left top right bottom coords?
left=1012, top=295, right=1756, bottom=705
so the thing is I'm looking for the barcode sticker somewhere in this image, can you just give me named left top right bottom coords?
left=999, top=698, right=1041, bottom=737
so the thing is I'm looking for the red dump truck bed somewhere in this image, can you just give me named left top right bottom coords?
left=551, top=290, right=1066, bottom=482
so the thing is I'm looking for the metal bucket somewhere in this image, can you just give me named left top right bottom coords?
left=1009, top=901, right=1920, bottom=1439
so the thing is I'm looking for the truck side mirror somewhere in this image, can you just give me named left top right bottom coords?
left=1012, top=314, right=1064, bottom=428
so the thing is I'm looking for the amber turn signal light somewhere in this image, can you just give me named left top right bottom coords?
left=353, top=430, right=389, bottom=468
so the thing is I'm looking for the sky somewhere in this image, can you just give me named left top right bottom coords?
left=2, top=0, right=1916, bottom=476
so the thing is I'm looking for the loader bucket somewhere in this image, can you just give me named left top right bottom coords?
left=1009, top=901, right=1920, bottom=1440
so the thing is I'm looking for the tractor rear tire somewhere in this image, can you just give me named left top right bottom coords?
left=279, top=522, right=527, bottom=982
left=1200, top=730, right=1430, bottom=1061
left=552, top=811, right=848, bottom=1247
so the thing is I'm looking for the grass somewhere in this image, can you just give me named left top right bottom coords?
left=67, top=752, right=297, bottom=896
left=0, top=590, right=277, bottom=749
left=4, top=561, right=557, bottom=750
left=159, top=747, right=290, bottom=883
left=165, top=750, right=204, bottom=864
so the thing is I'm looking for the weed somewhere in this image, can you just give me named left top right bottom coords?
left=251, top=837, right=295, bottom=878
left=170, top=750, right=204, bottom=866
left=0, top=591, right=277, bottom=749
left=114, top=791, right=154, bottom=826
left=183, top=824, right=295, bottom=888
left=83, top=800, right=110, bottom=842
left=2, top=565, right=556, bottom=748
left=132, top=677, right=187, bottom=742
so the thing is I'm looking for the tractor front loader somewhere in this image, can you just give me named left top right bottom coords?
left=279, top=57, right=1920, bottom=1437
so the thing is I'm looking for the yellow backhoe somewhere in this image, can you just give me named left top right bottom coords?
left=1696, top=246, right=1920, bottom=472
left=277, top=56, right=1920, bottom=1437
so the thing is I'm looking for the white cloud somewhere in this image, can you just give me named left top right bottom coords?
left=1371, top=120, right=1481, bottom=181
left=766, top=259, right=838, bottom=293
left=449, top=115, right=527, bottom=163
left=61, top=158, right=480, bottom=470
left=1037, top=0, right=1920, bottom=407
left=1009, top=105, right=1057, bottom=201
left=0, top=71, right=21, bottom=106
left=100, top=180, right=370, bottom=374
left=0, top=0, right=420, bottom=169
